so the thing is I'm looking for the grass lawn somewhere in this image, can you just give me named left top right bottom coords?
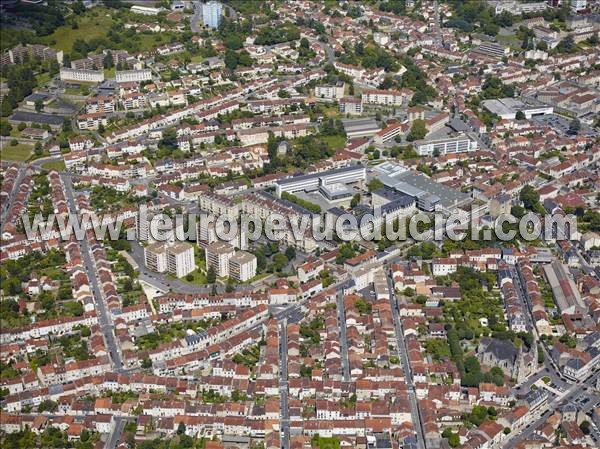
left=311, top=436, right=341, bottom=449
left=41, top=160, right=66, bottom=171
left=104, top=67, right=116, bottom=80
left=169, top=270, right=208, bottom=286
left=0, top=143, right=32, bottom=162
left=41, top=8, right=114, bottom=53
left=322, top=105, right=342, bottom=118
left=321, top=134, right=346, bottom=151
left=35, top=72, right=52, bottom=87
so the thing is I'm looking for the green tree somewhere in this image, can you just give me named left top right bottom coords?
left=34, top=99, right=44, bottom=112
left=206, top=266, right=216, bottom=284
left=515, top=110, right=525, bottom=120
left=285, top=246, right=296, bottom=260
left=367, top=178, right=384, bottom=192
left=407, top=119, right=427, bottom=142
left=519, top=185, right=539, bottom=210
left=0, top=120, right=12, bottom=136
left=272, top=253, right=288, bottom=272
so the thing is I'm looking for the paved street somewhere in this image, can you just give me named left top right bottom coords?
left=503, top=370, right=600, bottom=448
left=386, top=269, right=426, bottom=449
left=1, top=165, right=26, bottom=229
left=335, top=289, right=351, bottom=382
left=105, top=416, right=128, bottom=449
left=61, top=174, right=124, bottom=372
left=278, top=319, right=291, bottom=449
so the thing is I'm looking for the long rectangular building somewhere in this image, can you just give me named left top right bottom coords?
left=274, top=165, right=366, bottom=197
left=414, top=134, right=478, bottom=156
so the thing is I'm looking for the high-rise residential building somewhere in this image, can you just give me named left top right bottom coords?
left=571, top=0, right=587, bottom=12
left=144, top=242, right=168, bottom=273
left=166, top=242, right=196, bottom=278
left=205, top=241, right=235, bottom=277
left=144, top=241, right=195, bottom=278
left=202, top=1, right=222, bottom=29
left=229, top=251, right=257, bottom=282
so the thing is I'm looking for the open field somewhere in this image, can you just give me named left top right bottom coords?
left=0, top=143, right=32, bottom=162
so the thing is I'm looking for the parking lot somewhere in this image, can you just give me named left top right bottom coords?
left=532, top=114, right=598, bottom=138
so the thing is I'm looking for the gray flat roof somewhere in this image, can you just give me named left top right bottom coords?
left=276, top=164, right=364, bottom=187
left=10, top=111, right=64, bottom=126
left=395, top=170, right=469, bottom=208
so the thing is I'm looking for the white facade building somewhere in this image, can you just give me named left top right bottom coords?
left=116, top=69, right=152, bottom=83
left=60, top=67, right=104, bottom=83
left=205, top=241, right=235, bottom=277
left=229, top=251, right=257, bottom=282
left=414, top=135, right=478, bottom=156
left=202, top=1, right=222, bottom=28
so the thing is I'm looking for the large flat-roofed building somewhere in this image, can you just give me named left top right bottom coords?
left=229, top=251, right=257, bottom=282
left=414, top=134, right=478, bottom=156
left=205, top=241, right=235, bottom=277
left=373, top=163, right=470, bottom=213
left=542, top=261, right=586, bottom=314
left=60, top=67, right=105, bottom=83
left=342, top=118, right=380, bottom=139
left=275, top=165, right=366, bottom=197
left=131, top=5, right=162, bottom=15
left=116, top=69, right=152, bottom=83
left=482, top=98, right=553, bottom=120
left=319, top=183, right=354, bottom=201
left=472, top=42, right=509, bottom=59
left=9, top=111, right=64, bottom=130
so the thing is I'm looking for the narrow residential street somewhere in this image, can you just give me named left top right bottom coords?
left=61, top=173, right=124, bottom=371
left=278, top=319, right=290, bottom=449
left=336, top=289, right=351, bottom=382
left=386, top=269, right=427, bottom=449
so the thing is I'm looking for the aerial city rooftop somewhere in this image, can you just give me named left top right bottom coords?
left=0, top=1, right=599, bottom=449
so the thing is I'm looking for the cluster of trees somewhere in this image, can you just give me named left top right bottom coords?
left=0, top=250, right=67, bottom=298
left=254, top=22, right=300, bottom=45
left=379, top=0, right=407, bottom=15
left=444, top=0, right=512, bottom=36
left=463, top=405, right=498, bottom=427
left=355, top=298, right=372, bottom=315
left=336, top=242, right=362, bottom=265
left=1, top=65, right=37, bottom=117
left=224, top=48, right=253, bottom=70
left=442, top=428, right=460, bottom=447
left=407, top=119, right=428, bottom=142
left=481, top=76, right=515, bottom=100
left=5, top=2, right=66, bottom=37
left=300, top=316, right=325, bottom=344
left=292, top=135, right=336, bottom=167
left=339, top=41, right=400, bottom=72
left=320, top=118, right=346, bottom=137
left=295, top=17, right=326, bottom=37
left=2, top=427, right=98, bottom=449
left=398, top=56, right=438, bottom=105
left=281, top=192, right=321, bottom=214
